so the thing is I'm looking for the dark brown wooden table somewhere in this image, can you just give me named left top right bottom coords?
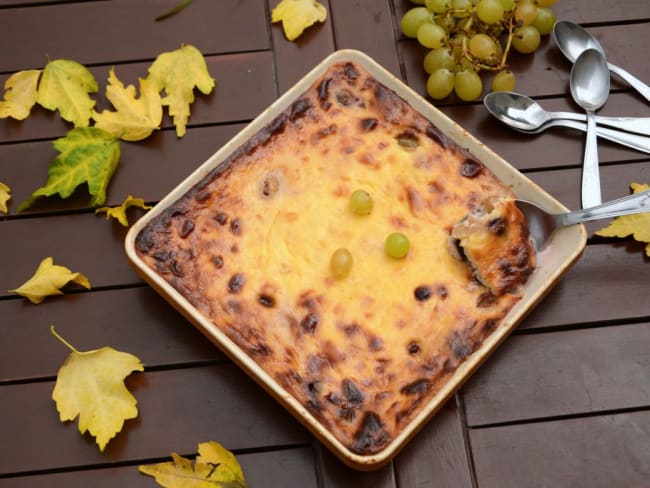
left=1, top=1, right=649, bottom=486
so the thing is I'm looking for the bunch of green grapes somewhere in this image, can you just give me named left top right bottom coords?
left=401, top=0, right=559, bottom=101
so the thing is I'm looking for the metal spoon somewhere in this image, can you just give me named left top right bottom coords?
left=517, top=189, right=650, bottom=251
left=484, top=96, right=650, bottom=154
left=553, top=20, right=650, bottom=103
left=484, top=91, right=650, bottom=136
left=570, top=48, right=610, bottom=208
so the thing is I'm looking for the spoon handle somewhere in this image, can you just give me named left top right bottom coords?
left=558, top=120, right=650, bottom=154
left=608, top=62, right=650, bottom=103
left=553, top=112, right=650, bottom=136
left=558, top=189, right=650, bottom=226
left=581, top=112, right=602, bottom=208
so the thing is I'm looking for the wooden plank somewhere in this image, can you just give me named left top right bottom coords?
left=400, top=23, right=650, bottom=101
left=522, top=243, right=650, bottom=330
left=0, top=287, right=224, bottom=383
left=0, top=0, right=269, bottom=73
left=0, top=212, right=139, bottom=297
left=317, top=448, right=396, bottom=488
left=0, top=447, right=317, bottom=488
left=268, top=0, right=335, bottom=94
left=462, top=322, right=650, bottom=427
left=469, top=411, right=650, bottom=487
left=1, top=123, right=246, bottom=215
left=0, top=364, right=311, bottom=475
left=0, top=52, right=275, bottom=144
left=329, top=0, right=401, bottom=77
left=394, top=399, right=473, bottom=488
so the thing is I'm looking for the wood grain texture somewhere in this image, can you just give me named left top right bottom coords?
left=317, top=446, right=396, bottom=488
left=0, top=0, right=270, bottom=73
left=0, top=364, right=311, bottom=476
left=470, top=411, right=650, bottom=488
left=462, top=322, right=650, bottom=426
left=0, top=446, right=317, bottom=488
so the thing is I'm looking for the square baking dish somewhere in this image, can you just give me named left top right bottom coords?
left=125, top=49, right=586, bottom=470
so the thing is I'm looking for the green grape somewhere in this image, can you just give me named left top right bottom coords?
left=434, top=13, right=455, bottom=31
left=514, top=1, right=537, bottom=25
left=424, top=47, right=455, bottom=73
left=456, top=56, right=475, bottom=72
left=417, top=22, right=448, bottom=48
left=512, top=25, right=541, bottom=53
left=450, top=33, right=467, bottom=58
left=425, top=0, right=450, bottom=14
left=536, top=0, right=557, bottom=6
left=532, top=7, right=556, bottom=35
left=349, top=189, right=374, bottom=216
left=491, top=69, right=516, bottom=91
left=400, top=7, right=432, bottom=38
left=476, top=0, right=504, bottom=24
left=427, top=68, right=455, bottom=99
left=497, top=0, right=515, bottom=11
left=454, top=69, right=483, bottom=101
left=451, top=0, right=473, bottom=16
left=330, top=248, right=353, bottom=279
left=385, top=233, right=410, bottom=259
left=468, top=33, right=498, bottom=60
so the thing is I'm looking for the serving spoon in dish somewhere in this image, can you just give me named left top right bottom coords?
left=484, top=91, right=650, bottom=136
left=516, top=189, right=650, bottom=251
left=553, top=20, right=650, bottom=103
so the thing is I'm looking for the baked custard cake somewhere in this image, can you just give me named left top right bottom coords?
left=135, top=61, right=536, bottom=455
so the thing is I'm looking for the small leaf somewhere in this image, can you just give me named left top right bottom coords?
left=0, top=181, right=11, bottom=213
left=595, top=182, right=650, bottom=256
left=36, top=59, right=98, bottom=127
left=51, top=326, right=144, bottom=451
left=139, top=442, right=247, bottom=488
left=9, top=257, right=91, bottom=304
left=146, top=44, right=215, bottom=137
left=95, top=195, right=152, bottom=226
left=20, top=127, right=120, bottom=210
left=156, top=0, right=193, bottom=21
left=93, top=69, right=163, bottom=141
left=0, top=69, right=41, bottom=120
left=271, top=0, right=328, bottom=41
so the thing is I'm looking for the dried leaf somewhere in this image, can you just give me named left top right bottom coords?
left=95, top=195, right=152, bottom=226
left=0, top=181, right=11, bottom=213
left=271, top=0, right=327, bottom=41
left=51, top=325, right=144, bottom=451
left=0, top=69, right=41, bottom=120
left=20, top=127, right=120, bottom=210
left=36, top=59, right=98, bottom=127
left=595, top=182, right=650, bottom=256
left=9, top=257, right=91, bottom=304
left=146, top=44, right=215, bottom=137
left=139, top=441, right=247, bottom=488
left=93, top=69, right=163, bottom=141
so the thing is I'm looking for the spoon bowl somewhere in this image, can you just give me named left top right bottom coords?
left=517, top=189, right=650, bottom=251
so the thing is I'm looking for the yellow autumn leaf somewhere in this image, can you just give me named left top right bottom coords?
left=139, top=441, right=247, bottom=488
left=93, top=68, right=163, bottom=141
left=36, top=58, right=98, bottom=127
left=0, top=69, right=41, bottom=120
left=595, top=182, right=650, bottom=256
left=271, top=0, right=327, bottom=41
left=0, top=181, right=11, bottom=213
left=51, top=326, right=144, bottom=452
left=95, top=195, right=152, bottom=226
left=9, top=257, right=91, bottom=304
left=146, top=44, right=215, bottom=138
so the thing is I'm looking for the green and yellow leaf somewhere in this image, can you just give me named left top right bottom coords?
left=93, top=69, right=162, bottom=141
left=20, top=127, right=120, bottom=210
left=146, top=44, right=215, bottom=137
left=271, top=0, right=327, bottom=41
left=139, top=441, right=247, bottom=488
left=95, top=195, right=152, bottom=226
left=0, top=181, right=11, bottom=213
left=595, top=182, right=650, bottom=256
left=0, top=69, right=41, bottom=120
left=36, top=59, right=98, bottom=127
left=9, top=257, right=91, bottom=304
left=51, top=326, right=143, bottom=452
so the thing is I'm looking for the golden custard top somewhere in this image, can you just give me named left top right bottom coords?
left=135, top=61, right=535, bottom=455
